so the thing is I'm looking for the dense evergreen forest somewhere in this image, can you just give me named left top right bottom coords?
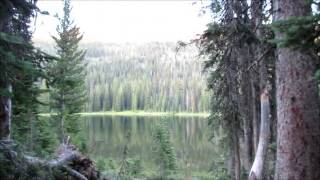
left=198, top=0, right=320, bottom=179
left=0, top=0, right=320, bottom=180
left=36, top=42, right=210, bottom=112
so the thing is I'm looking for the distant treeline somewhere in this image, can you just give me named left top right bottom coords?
left=36, top=42, right=210, bottom=112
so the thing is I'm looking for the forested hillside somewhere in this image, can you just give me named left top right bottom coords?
left=36, top=42, right=210, bottom=112
left=1, top=0, right=320, bottom=179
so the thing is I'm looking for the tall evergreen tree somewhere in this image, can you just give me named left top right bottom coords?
left=273, top=0, right=320, bottom=179
left=0, top=0, right=56, bottom=156
left=48, top=0, right=86, bottom=142
left=198, top=0, right=276, bottom=178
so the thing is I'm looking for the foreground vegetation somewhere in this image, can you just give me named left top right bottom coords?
left=95, top=156, right=219, bottom=180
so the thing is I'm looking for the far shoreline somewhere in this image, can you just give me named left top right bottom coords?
left=39, top=111, right=210, bottom=118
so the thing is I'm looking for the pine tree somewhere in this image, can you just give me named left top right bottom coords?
left=48, top=0, right=86, bottom=142
left=0, top=0, right=54, bottom=150
left=152, top=119, right=176, bottom=177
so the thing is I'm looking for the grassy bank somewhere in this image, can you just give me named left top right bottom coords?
left=39, top=111, right=209, bottom=117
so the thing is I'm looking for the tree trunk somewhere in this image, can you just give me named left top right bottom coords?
left=228, top=148, right=235, bottom=177
left=243, top=112, right=253, bottom=171
left=28, top=109, right=34, bottom=151
left=249, top=89, right=270, bottom=180
left=234, top=130, right=241, bottom=180
left=239, top=47, right=253, bottom=171
left=229, top=122, right=242, bottom=180
left=274, top=0, right=320, bottom=179
left=250, top=74, right=259, bottom=154
left=251, top=0, right=265, bottom=154
left=61, top=95, right=65, bottom=143
left=0, top=83, right=12, bottom=140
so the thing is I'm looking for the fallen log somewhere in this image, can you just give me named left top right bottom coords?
left=0, top=138, right=100, bottom=180
left=63, top=165, right=88, bottom=180
left=24, top=143, right=78, bottom=167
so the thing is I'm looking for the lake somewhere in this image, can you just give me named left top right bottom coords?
left=83, top=115, right=214, bottom=173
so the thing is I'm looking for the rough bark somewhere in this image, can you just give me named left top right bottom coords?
left=239, top=47, right=253, bottom=171
left=274, top=0, right=320, bottom=179
left=229, top=52, right=241, bottom=180
left=233, top=129, right=241, bottom=180
left=228, top=148, right=235, bottom=177
left=226, top=54, right=241, bottom=180
left=228, top=118, right=242, bottom=180
left=250, top=73, right=259, bottom=154
left=243, top=109, right=253, bottom=171
left=0, top=83, right=12, bottom=140
left=249, top=89, right=270, bottom=180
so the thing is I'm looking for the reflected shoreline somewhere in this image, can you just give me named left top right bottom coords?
left=39, top=111, right=210, bottom=118
left=83, top=115, right=213, bottom=172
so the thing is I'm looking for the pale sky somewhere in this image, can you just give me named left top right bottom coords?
left=32, top=0, right=212, bottom=43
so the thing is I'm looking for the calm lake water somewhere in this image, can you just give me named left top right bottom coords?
left=83, top=115, right=214, bottom=172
